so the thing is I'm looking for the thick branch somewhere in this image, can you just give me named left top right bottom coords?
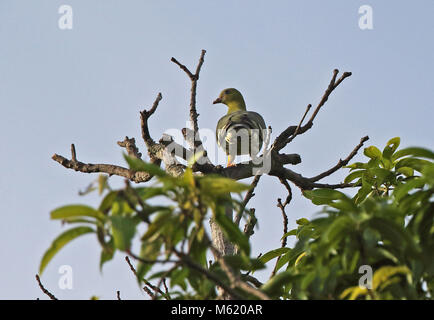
left=52, top=144, right=153, bottom=183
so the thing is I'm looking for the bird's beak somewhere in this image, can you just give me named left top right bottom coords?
left=213, top=97, right=222, bottom=104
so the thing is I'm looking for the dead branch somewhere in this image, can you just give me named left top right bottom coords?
left=52, top=144, right=153, bottom=183
left=171, top=50, right=206, bottom=135
left=273, top=69, right=352, bottom=151
left=35, top=274, right=57, bottom=300
left=309, top=135, right=369, bottom=182
left=235, top=175, right=261, bottom=226
left=117, top=136, right=142, bottom=159
left=209, top=246, right=270, bottom=300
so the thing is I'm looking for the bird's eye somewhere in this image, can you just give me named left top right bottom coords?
left=224, top=89, right=231, bottom=94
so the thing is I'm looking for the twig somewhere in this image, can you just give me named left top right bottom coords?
left=285, top=104, right=312, bottom=145
left=278, top=177, right=292, bottom=206
left=273, top=69, right=352, bottom=151
left=162, top=278, right=171, bottom=300
left=142, top=285, right=155, bottom=299
left=140, top=92, right=163, bottom=148
left=124, top=256, right=167, bottom=299
left=173, top=249, right=244, bottom=300
left=117, top=136, right=142, bottom=159
left=35, top=274, right=57, bottom=300
left=277, top=198, right=289, bottom=248
left=235, top=175, right=261, bottom=226
left=171, top=50, right=206, bottom=135
left=309, top=135, right=369, bottom=182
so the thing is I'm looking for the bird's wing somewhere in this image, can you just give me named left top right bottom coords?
left=216, top=111, right=267, bottom=155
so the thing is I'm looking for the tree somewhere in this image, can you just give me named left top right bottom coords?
left=37, top=50, right=434, bottom=300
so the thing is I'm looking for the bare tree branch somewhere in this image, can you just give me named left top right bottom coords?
left=52, top=144, right=153, bottom=183
left=35, top=274, right=57, bottom=300
left=235, top=175, right=261, bottom=226
left=309, top=135, right=369, bottom=182
left=124, top=256, right=169, bottom=299
left=173, top=249, right=244, bottom=300
left=117, top=136, right=142, bottom=159
left=171, top=50, right=206, bottom=135
left=273, top=69, right=352, bottom=151
left=209, top=246, right=270, bottom=300
left=140, top=92, right=163, bottom=148
left=285, top=104, right=312, bottom=145
left=277, top=198, right=289, bottom=248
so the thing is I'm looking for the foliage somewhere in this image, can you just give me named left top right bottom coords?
left=264, top=137, right=434, bottom=299
left=40, top=138, right=434, bottom=299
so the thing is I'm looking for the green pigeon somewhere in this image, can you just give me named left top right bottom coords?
left=213, top=88, right=267, bottom=167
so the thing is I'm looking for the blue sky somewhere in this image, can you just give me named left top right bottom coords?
left=0, top=0, right=433, bottom=299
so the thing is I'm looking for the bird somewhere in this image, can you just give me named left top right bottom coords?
left=213, top=88, right=267, bottom=167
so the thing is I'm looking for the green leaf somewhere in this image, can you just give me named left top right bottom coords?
left=136, top=238, right=164, bottom=281
left=393, top=177, right=425, bottom=201
left=372, top=266, right=411, bottom=290
left=396, top=167, right=414, bottom=177
left=259, top=248, right=291, bottom=264
left=171, top=268, right=190, bottom=290
left=39, top=226, right=94, bottom=274
left=323, top=216, right=353, bottom=245
left=123, top=154, right=167, bottom=177
left=281, top=229, right=297, bottom=239
left=98, top=191, right=119, bottom=213
left=364, top=146, right=382, bottom=159
left=199, top=175, right=251, bottom=195
left=303, top=189, right=347, bottom=205
left=141, top=210, right=172, bottom=241
left=296, top=218, right=310, bottom=225
left=393, top=147, right=434, bottom=161
left=97, top=174, right=109, bottom=195
left=261, top=271, right=293, bottom=298
left=368, top=218, right=418, bottom=255
left=395, top=158, right=432, bottom=172
left=344, top=170, right=365, bottom=184
left=99, top=238, right=115, bottom=272
left=370, top=168, right=394, bottom=184
left=304, top=189, right=356, bottom=211
left=51, top=205, right=106, bottom=222
left=345, top=162, right=367, bottom=171
left=135, top=187, right=167, bottom=200
left=383, top=137, right=401, bottom=158
left=110, top=216, right=139, bottom=251
left=214, top=207, right=250, bottom=255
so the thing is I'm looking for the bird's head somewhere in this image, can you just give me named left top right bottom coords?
left=213, top=88, right=246, bottom=113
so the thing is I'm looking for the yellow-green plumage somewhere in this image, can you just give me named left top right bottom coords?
left=213, top=88, right=266, bottom=166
